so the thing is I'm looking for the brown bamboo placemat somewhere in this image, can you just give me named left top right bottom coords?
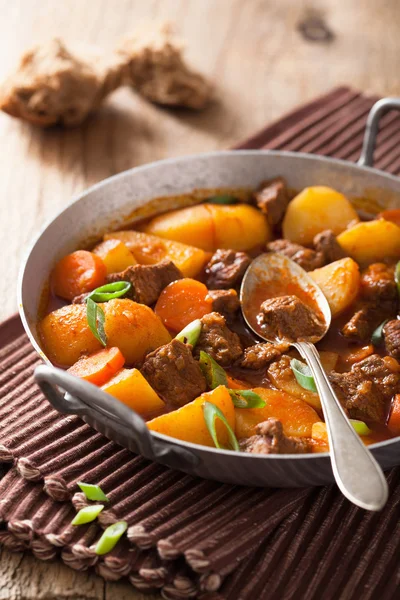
left=2, top=86, right=400, bottom=599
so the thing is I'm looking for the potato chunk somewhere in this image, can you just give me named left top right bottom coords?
left=141, top=204, right=215, bottom=250
left=102, top=368, right=165, bottom=416
left=92, top=239, right=136, bottom=274
left=39, top=299, right=171, bottom=367
left=104, top=230, right=207, bottom=278
left=311, top=421, right=374, bottom=453
left=235, top=388, right=319, bottom=439
left=319, top=351, right=339, bottom=372
left=141, top=203, right=271, bottom=251
left=209, top=204, right=271, bottom=250
left=337, top=219, right=400, bottom=266
left=310, top=422, right=329, bottom=453
left=268, top=355, right=321, bottom=411
left=103, top=299, right=171, bottom=365
left=147, top=385, right=235, bottom=447
left=39, top=304, right=102, bottom=367
left=268, top=353, right=338, bottom=412
left=309, top=257, right=360, bottom=317
left=282, top=186, right=359, bottom=245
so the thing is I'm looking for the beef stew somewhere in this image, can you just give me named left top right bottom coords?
left=37, top=181, right=400, bottom=455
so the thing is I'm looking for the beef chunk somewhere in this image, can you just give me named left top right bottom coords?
left=313, top=230, right=347, bottom=264
left=240, top=418, right=309, bottom=455
left=141, top=339, right=206, bottom=406
left=384, top=320, right=400, bottom=360
left=194, top=312, right=243, bottom=367
left=268, top=231, right=346, bottom=272
left=268, top=354, right=298, bottom=390
left=207, top=289, right=240, bottom=320
left=342, top=309, right=373, bottom=341
left=240, top=342, right=288, bottom=370
left=253, top=177, right=290, bottom=227
left=106, top=260, right=182, bottom=306
left=329, top=354, right=400, bottom=423
left=342, top=263, right=398, bottom=341
left=267, top=239, right=324, bottom=271
left=72, top=292, right=89, bottom=304
left=258, top=295, right=326, bottom=342
left=361, top=263, right=397, bottom=304
left=205, top=249, right=251, bottom=289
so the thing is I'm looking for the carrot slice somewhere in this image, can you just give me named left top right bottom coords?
left=51, top=250, right=107, bottom=300
left=342, top=344, right=374, bottom=366
left=388, top=394, right=400, bottom=436
left=378, top=209, right=400, bottom=227
left=155, top=278, right=213, bottom=332
left=68, top=347, right=125, bottom=386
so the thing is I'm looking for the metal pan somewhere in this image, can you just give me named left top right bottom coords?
left=19, top=98, right=400, bottom=488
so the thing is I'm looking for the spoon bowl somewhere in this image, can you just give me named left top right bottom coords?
left=240, top=252, right=332, bottom=344
left=240, top=252, right=389, bottom=511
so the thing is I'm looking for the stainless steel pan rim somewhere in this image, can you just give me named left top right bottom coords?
left=18, top=97, right=400, bottom=487
left=32, top=363, right=400, bottom=462
left=129, top=423, right=400, bottom=459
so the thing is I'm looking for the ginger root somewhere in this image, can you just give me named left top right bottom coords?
left=0, top=38, right=127, bottom=127
left=0, top=26, right=212, bottom=128
left=117, top=23, right=212, bottom=110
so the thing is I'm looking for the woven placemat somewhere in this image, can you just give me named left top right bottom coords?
left=0, top=318, right=308, bottom=597
left=1, top=86, right=400, bottom=600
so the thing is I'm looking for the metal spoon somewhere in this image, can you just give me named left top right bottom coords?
left=240, top=252, right=388, bottom=511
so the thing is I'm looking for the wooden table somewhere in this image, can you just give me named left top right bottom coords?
left=1, top=0, right=399, bottom=597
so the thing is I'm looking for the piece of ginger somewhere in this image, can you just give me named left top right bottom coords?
left=0, top=26, right=212, bottom=128
left=0, top=38, right=127, bottom=127
left=118, top=23, right=212, bottom=110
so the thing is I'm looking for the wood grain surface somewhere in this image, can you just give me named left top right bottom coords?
left=1, top=0, right=399, bottom=597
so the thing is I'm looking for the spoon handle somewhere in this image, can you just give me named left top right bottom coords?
left=293, top=341, right=388, bottom=511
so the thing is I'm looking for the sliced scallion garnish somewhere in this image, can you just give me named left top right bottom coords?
left=87, top=281, right=131, bottom=303
left=77, top=482, right=109, bottom=502
left=290, top=358, right=317, bottom=393
left=71, top=505, right=104, bottom=526
left=175, top=319, right=202, bottom=347
left=229, top=389, right=266, bottom=409
left=86, top=297, right=107, bottom=346
left=198, top=352, right=265, bottom=407
left=199, top=351, right=228, bottom=389
left=203, top=401, right=240, bottom=451
left=395, top=261, right=400, bottom=296
left=94, top=521, right=128, bottom=555
left=371, top=319, right=389, bottom=346
left=207, top=195, right=238, bottom=205
left=349, top=419, right=372, bottom=436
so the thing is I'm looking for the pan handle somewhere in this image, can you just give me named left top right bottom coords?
left=34, top=364, right=199, bottom=469
left=358, top=97, right=400, bottom=167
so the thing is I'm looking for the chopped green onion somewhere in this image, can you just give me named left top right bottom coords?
left=77, top=482, right=109, bottom=502
left=350, top=419, right=372, bottom=436
left=95, top=521, right=128, bottom=555
left=371, top=319, right=389, bottom=346
left=199, top=351, right=228, bottom=389
left=87, top=281, right=131, bottom=303
left=198, top=352, right=265, bottom=407
left=203, top=401, right=240, bottom=451
left=86, top=298, right=107, bottom=346
left=71, top=505, right=104, bottom=526
left=175, top=319, right=202, bottom=347
left=229, top=389, right=266, bottom=409
left=290, top=358, right=317, bottom=393
left=207, top=194, right=238, bottom=205
left=395, top=261, right=400, bottom=296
